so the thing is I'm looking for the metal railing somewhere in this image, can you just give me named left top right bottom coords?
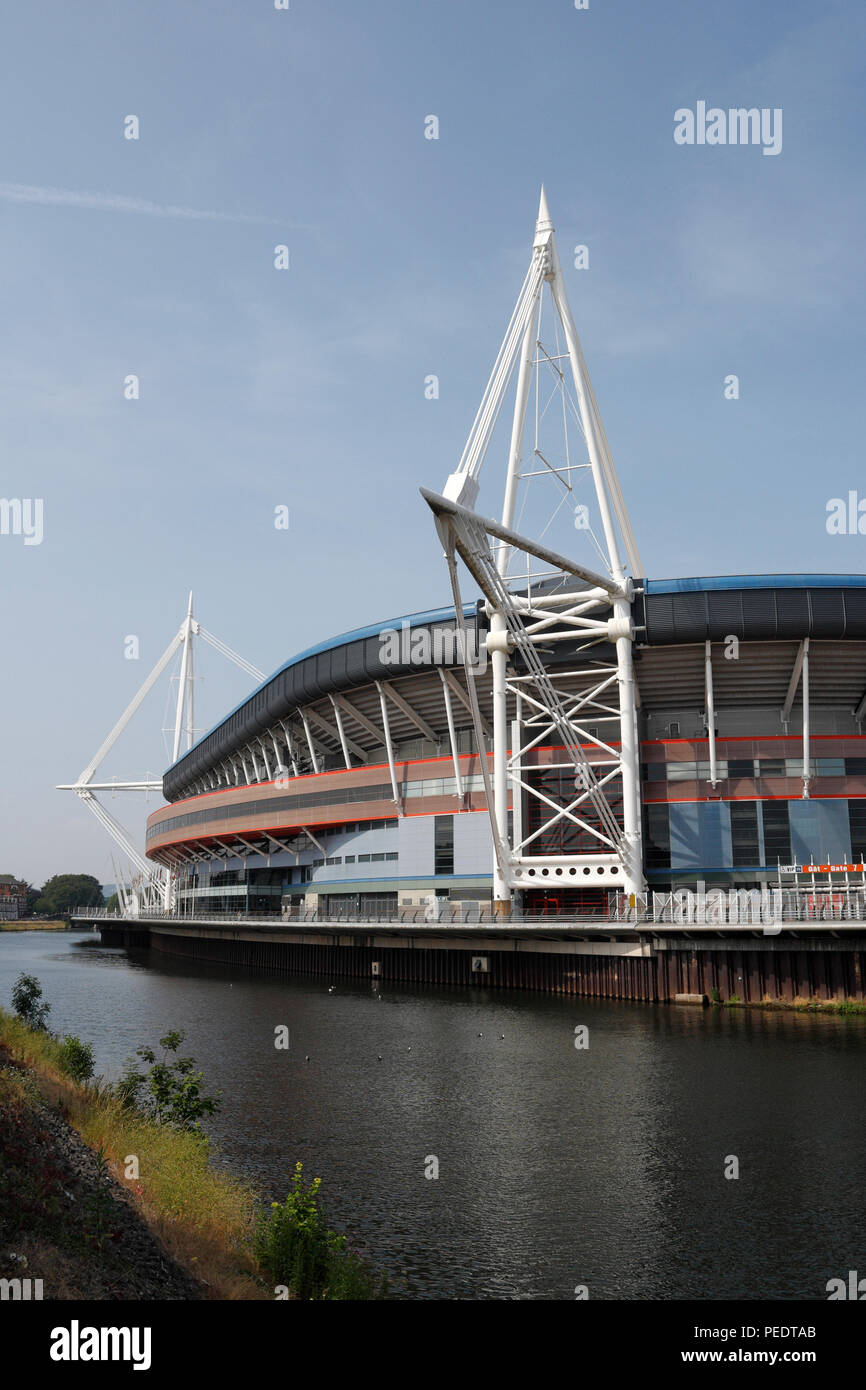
left=611, top=888, right=866, bottom=926
left=73, top=888, right=866, bottom=930
left=73, top=905, right=613, bottom=929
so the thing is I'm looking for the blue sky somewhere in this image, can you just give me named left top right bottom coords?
left=2, top=0, right=865, bottom=885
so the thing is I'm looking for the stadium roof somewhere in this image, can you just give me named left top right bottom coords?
left=163, top=576, right=866, bottom=798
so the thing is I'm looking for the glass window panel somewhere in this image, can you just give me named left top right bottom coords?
left=762, top=801, right=791, bottom=863
left=730, top=801, right=760, bottom=866
left=644, top=764, right=667, bottom=782
left=666, top=763, right=697, bottom=781
left=727, top=759, right=755, bottom=779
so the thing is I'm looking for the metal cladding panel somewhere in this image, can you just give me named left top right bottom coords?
left=249, top=686, right=273, bottom=737
left=632, top=582, right=866, bottom=651
left=707, top=590, right=744, bottom=638
left=673, top=593, right=708, bottom=642
left=808, top=588, right=845, bottom=637
left=363, top=634, right=390, bottom=679
left=298, top=653, right=321, bottom=702
left=775, top=589, right=810, bottom=637
left=737, top=589, right=777, bottom=638
left=266, top=670, right=288, bottom=722
left=643, top=593, right=676, bottom=643
left=844, top=590, right=866, bottom=638
left=327, top=643, right=349, bottom=696
left=344, top=641, right=371, bottom=688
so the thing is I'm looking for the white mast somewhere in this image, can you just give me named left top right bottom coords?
left=58, top=596, right=264, bottom=916
left=172, top=591, right=196, bottom=764
left=426, top=188, right=646, bottom=916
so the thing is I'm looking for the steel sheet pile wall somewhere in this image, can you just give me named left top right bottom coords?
left=656, top=942, right=866, bottom=1003
left=146, top=930, right=659, bottom=998
left=100, top=924, right=866, bottom=1005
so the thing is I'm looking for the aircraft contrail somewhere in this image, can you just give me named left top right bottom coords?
left=0, top=180, right=286, bottom=224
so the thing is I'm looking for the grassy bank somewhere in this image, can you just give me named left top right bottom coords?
left=0, top=921, right=68, bottom=931
left=0, top=1009, right=262, bottom=1298
left=708, top=991, right=866, bottom=1014
left=0, top=1007, right=387, bottom=1299
left=758, top=998, right=866, bottom=1014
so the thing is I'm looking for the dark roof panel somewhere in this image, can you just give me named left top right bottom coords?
left=163, top=576, right=866, bottom=800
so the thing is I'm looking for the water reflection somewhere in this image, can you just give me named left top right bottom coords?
left=1, top=930, right=864, bottom=1300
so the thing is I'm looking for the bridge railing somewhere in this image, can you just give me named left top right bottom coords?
left=72, top=888, right=866, bottom=929
left=609, top=888, right=866, bottom=926
left=73, top=907, right=608, bottom=927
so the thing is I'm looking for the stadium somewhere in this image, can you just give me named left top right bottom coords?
left=145, top=574, right=866, bottom=919
left=68, top=190, right=866, bottom=1006
left=138, top=190, right=866, bottom=930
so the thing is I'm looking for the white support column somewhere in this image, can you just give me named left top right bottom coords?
left=781, top=641, right=806, bottom=727
left=377, top=680, right=438, bottom=744
left=487, top=294, right=536, bottom=917
left=549, top=258, right=624, bottom=586
left=438, top=667, right=464, bottom=799
left=489, top=627, right=511, bottom=914
left=240, top=755, right=251, bottom=785
left=511, top=690, right=524, bottom=860
left=76, top=628, right=184, bottom=785
left=705, top=640, right=718, bottom=787
left=249, top=744, right=261, bottom=782
left=613, top=615, right=644, bottom=897
left=236, top=835, right=267, bottom=865
left=632, top=680, right=642, bottom=850
left=280, top=720, right=300, bottom=777
left=213, top=838, right=245, bottom=861
left=498, top=312, right=537, bottom=566
left=172, top=593, right=196, bottom=765
left=186, top=594, right=195, bottom=751
left=329, top=694, right=353, bottom=771
left=548, top=218, right=644, bottom=895
left=300, top=711, right=321, bottom=774
left=258, top=738, right=272, bottom=782
left=301, top=826, right=326, bottom=855
left=270, top=732, right=286, bottom=781
left=376, top=681, right=402, bottom=811
left=802, top=637, right=811, bottom=799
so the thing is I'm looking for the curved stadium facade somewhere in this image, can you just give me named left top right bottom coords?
left=146, top=574, right=866, bottom=919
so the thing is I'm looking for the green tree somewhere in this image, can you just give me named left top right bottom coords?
left=34, top=874, right=104, bottom=916
left=116, top=1030, right=221, bottom=1133
left=11, top=972, right=51, bottom=1030
left=57, top=1035, right=95, bottom=1084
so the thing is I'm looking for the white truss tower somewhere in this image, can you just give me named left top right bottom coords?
left=423, top=188, right=646, bottom=915
left=57, top=593, right=264, bottom=914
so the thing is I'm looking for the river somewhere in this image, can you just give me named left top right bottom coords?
left=2, top=929, right=864, bottom=1300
